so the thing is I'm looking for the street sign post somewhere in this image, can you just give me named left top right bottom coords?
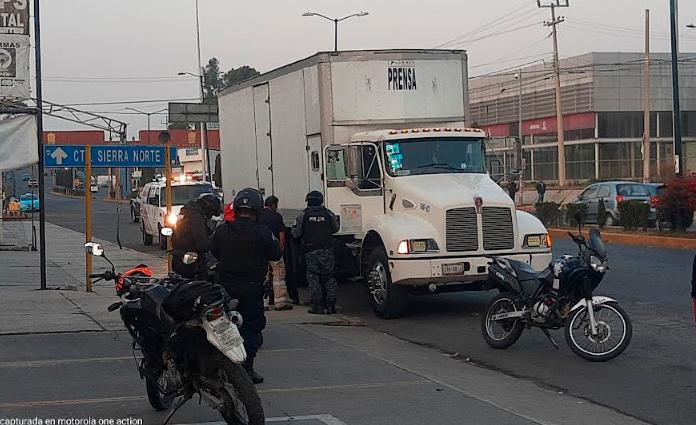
left=44, top=145, right=178, bottom=168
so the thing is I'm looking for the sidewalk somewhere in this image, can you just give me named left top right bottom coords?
left=0, top=224, right=647, bottom=424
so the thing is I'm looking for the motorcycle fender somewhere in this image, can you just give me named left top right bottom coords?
left=200, top=317, right=247, bottom=364
left=570, top=296, right=617, bottom=312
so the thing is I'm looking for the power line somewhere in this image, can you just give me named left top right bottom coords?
left=61, top=97, right=200, bottom=107
left=446, top=21, right=544, bottom=49
left=434, top=1, right=535, bottom=48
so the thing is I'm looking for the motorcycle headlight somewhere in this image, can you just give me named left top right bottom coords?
left=166, top=212, right=178, bottom=226
left=524, top=234, right=551, bottom=249
left=589, top=255, right=607, bottom=273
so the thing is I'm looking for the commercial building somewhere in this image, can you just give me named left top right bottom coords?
left=470, top=52, right=696, bottom=182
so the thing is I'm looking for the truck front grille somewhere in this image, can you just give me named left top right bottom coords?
left=482, top=207, right=514, bottom=251
left=445, top=207, right=479, bottom=252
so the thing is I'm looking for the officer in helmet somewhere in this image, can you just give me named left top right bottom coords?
left=171, top=192, right=222, bottom=279
left=292, top=191, right=340, bottom=314
left=210, top=188, right=281, bottom=384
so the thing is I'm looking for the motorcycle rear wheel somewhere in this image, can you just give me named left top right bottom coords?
left=564, top=301, right=632, bottom=362
left=145, top=375, right=174, bottom=411
left=214, top=352, right=265, bottom=425
left=482, top=292, right=525, bottom=349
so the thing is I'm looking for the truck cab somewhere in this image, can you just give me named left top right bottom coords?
left=322, top=127, right=552, bottom=318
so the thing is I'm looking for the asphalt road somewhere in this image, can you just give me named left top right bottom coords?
left=44, top=193, right=696, bottom=425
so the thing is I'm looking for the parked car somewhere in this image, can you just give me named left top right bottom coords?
left=571, top=181, right=657, bottom=226
left=27, top=178, right=38, bottom=189
left=19, top=193, right=39, bottom=213
left=129, top=188, right=142, bottom=223
left=139, top=180, right=214, bottom=249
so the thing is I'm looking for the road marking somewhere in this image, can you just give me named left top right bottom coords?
left=180, top=414, right=348, bottom=425
left=0, top=381, right=427, bottom=409
left=0, top=349, right=308, bottom=369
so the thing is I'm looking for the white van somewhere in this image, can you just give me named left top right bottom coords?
left=139, top=180, right=214, bottom=249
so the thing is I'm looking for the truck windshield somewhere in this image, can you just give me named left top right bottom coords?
left=384, top=137, right=486, bottom=176
left=162, top=184, right=213, bottom=206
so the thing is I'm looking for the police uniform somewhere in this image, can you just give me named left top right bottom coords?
left=210, top=216, right=281, bottom=378
left=292, top=204, right=340, bottom=313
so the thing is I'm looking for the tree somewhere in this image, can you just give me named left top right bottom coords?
left=223, top=65, right=260, bottom=87
left=168, top=122, right=192, bottom=130
left=202, top=57, right=225, bottom=104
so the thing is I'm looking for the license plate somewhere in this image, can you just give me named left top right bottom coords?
left=442, top=262, right=467, bottom=276
left=526, top=235, right=541, bottom=247
left=210, top=317, right=244, bottom=348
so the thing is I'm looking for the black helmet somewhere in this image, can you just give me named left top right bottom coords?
left=198, top=193, right=222, bottom=218
left=233, top=188, right=264, bottom=214
left=305, top=190, right=324, bottom=207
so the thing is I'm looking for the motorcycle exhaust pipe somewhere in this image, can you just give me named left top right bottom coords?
left=228, top=311, right=243, bottom=327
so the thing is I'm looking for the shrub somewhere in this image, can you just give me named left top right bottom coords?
left=597, top=198, right=608, bottom=227
left=617, top=200, right=650, bottom=230
left=565, top=203, right=588, bottom=228
left=657, top=176, right=696, bottom=231
left=535, top=202, right=562, bottom=226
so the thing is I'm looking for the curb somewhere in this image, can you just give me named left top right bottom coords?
left=548, top=228, right=696, bottom=250
left=48, top=190, right=84, bottom=200
left=102, top=197, right=130, bottom=205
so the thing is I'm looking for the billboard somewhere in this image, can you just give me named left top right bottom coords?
left=0, top=1, right=29, bottom=99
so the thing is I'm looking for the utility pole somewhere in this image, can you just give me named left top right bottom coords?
left=194, top=0, right=211, bottom=182
left=517, top=70, right=524, bottom=205
left=643, top=9, right=651, bottom=183
left=34, top=0, right=47, bottom=290
left=539, top=0, right=569, bottom=186
left=669, top=0, right=683, bottom=175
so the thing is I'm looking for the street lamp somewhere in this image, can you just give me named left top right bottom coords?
left=126, top=107, right=167, bottom=144
left=302, top=11, right=369, bottom=52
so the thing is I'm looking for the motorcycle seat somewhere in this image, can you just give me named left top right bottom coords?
left=508, top=259, right=549, bottom=282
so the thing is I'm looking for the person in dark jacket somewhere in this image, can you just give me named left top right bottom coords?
left=292, top=191, right=340, bottom=314
left=258, top=195, right=294, bottom=310
left=210, top=188, right=281, bottom=384
left=507, top=179, right=518, bottom=202
left=171, top=193, right=222, bottom=279
left=536, top=178, right=547, bottom=203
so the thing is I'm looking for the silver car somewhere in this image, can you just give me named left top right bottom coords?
left=571, top=181, right=657, bottom=226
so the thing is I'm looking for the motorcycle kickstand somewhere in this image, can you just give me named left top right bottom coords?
left=540, top=328, right=560, bottom=350
left=161, top=394, right=192, bottom=425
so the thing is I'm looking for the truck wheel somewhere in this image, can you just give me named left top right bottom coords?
left=285, top=235, right=306, bottom=287
left=366, top=248, right=407, bottom=319
left=142, top=223, right=153, bottom=246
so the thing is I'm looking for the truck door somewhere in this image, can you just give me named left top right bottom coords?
left=307, top=135, right=322, bottom=192
left=324, top=143, right=384, bottom=237
left=253, top=83, right=274, bottom=196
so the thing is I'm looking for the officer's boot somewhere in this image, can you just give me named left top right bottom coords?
left=326, top=299, right=337, bottom=315
left=308, top=301, right=324, bottom=314
left=243, top=358, right=264, bottom=384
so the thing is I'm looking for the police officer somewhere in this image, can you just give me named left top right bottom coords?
left=210, top=188, right=281, bottom=384
left=292, top=191, right=340, bottom=314
left=171, top=193, right=222, bottom=279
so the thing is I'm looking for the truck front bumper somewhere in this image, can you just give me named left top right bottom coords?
left=388, top=251, right=552, bottom=287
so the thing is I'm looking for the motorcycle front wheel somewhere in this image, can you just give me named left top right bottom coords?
left=564, top=301, right=632, bottom=362
left=481, top=292, right=525, bottom=349
left=213, top=352, right=265, bottom=425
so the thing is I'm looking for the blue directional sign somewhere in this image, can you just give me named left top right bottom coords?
left=44, top=145, right=178, bottom=168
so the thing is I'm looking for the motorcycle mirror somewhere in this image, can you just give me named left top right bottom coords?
left=161, top=227, right=174, bottom=237
left=84, top=242, right=104, bottom=257
left=183, top=252, right=198, bottom=265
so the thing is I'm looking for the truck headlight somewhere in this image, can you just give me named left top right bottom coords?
left=523, top=234, right=551, bottom=249
left=166, top=212, right=179, bottom=226
left=397, top=239, right=439, bottom=254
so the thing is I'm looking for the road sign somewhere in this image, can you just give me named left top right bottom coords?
left=168, top=102, right=218, bottom=124
left=44, top=145, right=178, bottom=168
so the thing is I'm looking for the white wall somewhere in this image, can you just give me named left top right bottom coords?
left=218, top=86, right=258, bottom=199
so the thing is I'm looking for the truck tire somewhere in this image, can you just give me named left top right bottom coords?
left=366, top=248, right=407, bottom=319
left=142, top=222, right=153, bottom=246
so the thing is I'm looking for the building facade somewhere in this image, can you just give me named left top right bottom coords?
left=470, top=52, right=696, bottom=182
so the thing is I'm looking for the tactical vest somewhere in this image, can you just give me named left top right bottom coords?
left=302, top=208, right=333, bottom=250
left=217, top=223, right=265, bottom=278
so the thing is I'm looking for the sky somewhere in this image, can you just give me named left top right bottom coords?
left=34, top=0, right=696, bottom=138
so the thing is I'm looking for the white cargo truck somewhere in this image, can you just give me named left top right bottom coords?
left=218, top=50, right=551, bottom=318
